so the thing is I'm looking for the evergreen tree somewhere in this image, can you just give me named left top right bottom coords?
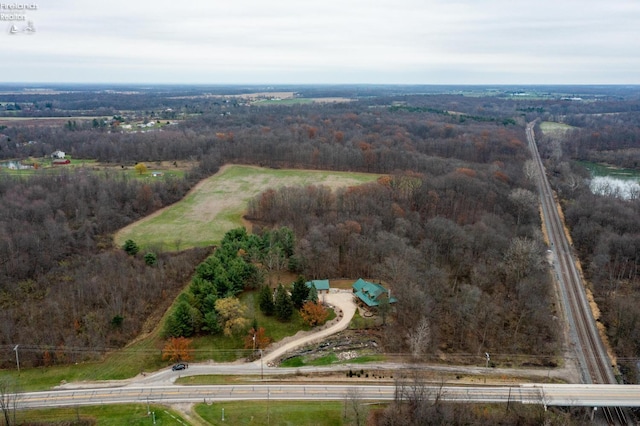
left=143, top=252, right=157, bottom=266
left=307, top=285, right=319, bottom=303
left=274, top=284, right=293, bottom=321
left=165, top=299, right=197, bottom=337
left=202, top=310, right=221, bottom=334
left=123, top=239, right=139, bottom=256
left=259, top=285, right=275, bottom=316
left=291, top=276, right=310, bottom=309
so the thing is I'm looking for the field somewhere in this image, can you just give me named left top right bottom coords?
left=114, top=164, right=381, bottom=250
left=539, top=121, right=575, bottom=137
left=0, top=158, right=188, bottom=179
left=12, top=404, right=188, bottom=425
left=195, top=400, right=372, bottom=425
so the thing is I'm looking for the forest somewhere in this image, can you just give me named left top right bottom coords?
left=0, top=86, right=638, bottom=384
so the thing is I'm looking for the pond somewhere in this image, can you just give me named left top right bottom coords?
left=0, top=160, right=33, bottom=170
left=580, top=161, right=640, bottom=199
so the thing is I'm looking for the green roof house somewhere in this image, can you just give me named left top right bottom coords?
left=306, top=279, right=330, bottom=295
left=352, top=278, right=397, bottom=307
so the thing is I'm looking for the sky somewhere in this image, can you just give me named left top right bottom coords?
left=1, top=0, right=639, bottom=84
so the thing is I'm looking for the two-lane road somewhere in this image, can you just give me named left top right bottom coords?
left=12, top=384, right=640, bottom=410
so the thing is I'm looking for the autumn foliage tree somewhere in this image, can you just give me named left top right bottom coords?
left=162, top=337, right=194, bottom=363
left=134, top=162, right=148, bottom=175
left=243, top=326, right=271, bottom=351
left=214, top=297, right=250, bottom=336
left=300, top=301, right=329, bottom=327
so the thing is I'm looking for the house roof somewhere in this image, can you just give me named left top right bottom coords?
left=306, top=279, right=330, bottom=291
left=352, top=278, right=397, bottom=307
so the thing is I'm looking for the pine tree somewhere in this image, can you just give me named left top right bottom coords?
left=307, top=285, right=319, bottom=303
left=123, top=239, right=139, bottom=256
left=259, top=285, right=275, bottom=316
left=291, top=276, right=310, bottom=309
left=165, top=299, right=197, bottom=337
left=274, top=284, right=293, bottom=321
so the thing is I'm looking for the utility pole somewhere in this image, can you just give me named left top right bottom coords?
left=484, top=352, right=490, bottom=384
left=13, top=345, right=20, bottom=374
left=260, top=348, right=264, bottom=380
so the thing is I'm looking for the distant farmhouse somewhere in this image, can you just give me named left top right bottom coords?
left=352, top=278, right=397, bottom=308
left=51, top=150, right=65, bottom=159
left=306, top=279, right=330, bottom=296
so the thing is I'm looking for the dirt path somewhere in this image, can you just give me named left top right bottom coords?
left=257, top=290, right=357, bottom=365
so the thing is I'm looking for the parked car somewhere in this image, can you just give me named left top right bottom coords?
left=172, top=363, right=186, bottom=371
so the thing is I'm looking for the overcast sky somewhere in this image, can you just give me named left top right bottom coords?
left=2, top=0, right=639, bottom=84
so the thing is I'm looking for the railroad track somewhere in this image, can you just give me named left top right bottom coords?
left=525, top=123, right=628, bottom=425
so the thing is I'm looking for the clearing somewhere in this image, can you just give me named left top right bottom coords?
left=539, top=121, right=575, bottom=137
left=114, top=164, right=381, bottom=250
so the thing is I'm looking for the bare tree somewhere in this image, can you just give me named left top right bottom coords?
left=344, top=387, right=365, bottom=426
left=0, top=377, right=20, bottom=426
left=406, top=316, right=431, bottom=360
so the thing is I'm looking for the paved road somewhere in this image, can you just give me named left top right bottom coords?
left=14, top=384, right=640, bottom=409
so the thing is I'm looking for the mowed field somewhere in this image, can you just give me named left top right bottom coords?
left=114, top=164, right=381, bottom=250
left=539, top=121, right=575, bottom=137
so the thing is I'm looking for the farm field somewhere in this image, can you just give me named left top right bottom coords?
left=114, top=164, right=381, bottom=251
left=539, top=121, right=575, bottom=136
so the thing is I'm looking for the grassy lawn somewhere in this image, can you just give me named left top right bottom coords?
left=0, top=330, right=168, bottom=391
left=176, top=374, right=264, bottom=385
left=280, top=353, right=385, bottom=368
left=114, top=164, right=381, bottom=251
left=539, top=121, right=575, bottom=137
left=14, top=404, right=187, bottom=425
left=348, top=310, right=377, bottom=330
left=195, top=401, right=372, bottom=425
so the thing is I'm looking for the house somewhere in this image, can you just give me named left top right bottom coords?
left=352, top=278, right=397, bottom=308
left=51, top=150, right=65, bottom=159
left=306, top=279, right=330, bottom=295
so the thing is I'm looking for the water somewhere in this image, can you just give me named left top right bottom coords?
left=589, top=176, right=640, bottom=199
left=580, top=162, right=640, bottom=200
left=0, top=160, right=33, bottom=170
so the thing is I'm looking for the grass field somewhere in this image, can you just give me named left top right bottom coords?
left=195, top=400, right=375, bottom=425
left=539, top=121, right=575, bottom=137
left=114, top=164, right=381, bottom=251
left=13, top=404, right=187, bottom=425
